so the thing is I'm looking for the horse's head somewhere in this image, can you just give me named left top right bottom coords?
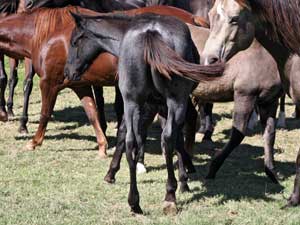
left=64, top=12, right=103, bottom=81
left=25, top=0, right=70, bottom=10
left=202, top=0, right=255, bottom=64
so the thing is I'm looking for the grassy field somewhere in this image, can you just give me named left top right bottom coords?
left=1, top=61, right=300, bottom=225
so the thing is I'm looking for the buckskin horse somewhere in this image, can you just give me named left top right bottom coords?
left=202, top=0, right=300, bottom=207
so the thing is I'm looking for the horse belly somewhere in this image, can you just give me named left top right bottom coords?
left=82, top=53, right=118, bottom=86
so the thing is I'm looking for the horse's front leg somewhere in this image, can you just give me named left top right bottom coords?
left=73, top=86, right=108, bottom=158
left=19, top=58, right=35, bottom=134
left=92, top=85, right=107, bottom=134
left=26, top=79, right=59, bottom=150
left=7, top=58, right=19, bottom=118
left=258, top=100, right=279, bottom=183
left=206, top=93, right=255, bottom=179
left=285, top=149, right=300, bottom=207
left=0, top=53, right=8, bottom=122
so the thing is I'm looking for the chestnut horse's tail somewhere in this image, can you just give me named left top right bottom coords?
left=143, top=30, right=224, bottom=83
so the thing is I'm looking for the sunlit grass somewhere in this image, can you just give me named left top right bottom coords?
left=1, top=60, right=300, bottom=224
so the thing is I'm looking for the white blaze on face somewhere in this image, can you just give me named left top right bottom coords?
left=217, top=1, right=226, bottom=19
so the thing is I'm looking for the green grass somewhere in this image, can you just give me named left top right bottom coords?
left=1, top=60, right=300, bottom=225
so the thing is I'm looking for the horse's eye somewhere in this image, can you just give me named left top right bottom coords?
left=229, top=16, right=239, bottom=25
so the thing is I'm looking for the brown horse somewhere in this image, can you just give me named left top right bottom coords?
left=0, top=6, right=208, bottom=157
left=0, top=0, right=34, bottom=134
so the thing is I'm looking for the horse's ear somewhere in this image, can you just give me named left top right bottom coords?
left=69, top=11, right=85, bottom=27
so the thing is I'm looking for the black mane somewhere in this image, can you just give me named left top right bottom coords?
left=249, top=0, right=300, bottom=54
left=0, top=0, right=19, bottom=14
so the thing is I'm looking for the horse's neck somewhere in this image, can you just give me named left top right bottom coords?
left=255, top=31, right=291, bottom=71
left=94, top=20, right=129, bottom=56
left=17, top=0, right=25, bottom=13
left=0, top=14, right=34, bottom=58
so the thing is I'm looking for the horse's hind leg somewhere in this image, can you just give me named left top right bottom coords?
left=7, top=58, right=19, bottom=118
left=114, top=85, right=124, bottom=128
left=104, top=116, right=126, bottom=183
left=258, top=100, right=279, bottom=183
left=124, top=100, right=145, bottom=214
left=176, top=129, right=191, bottom=193
left=0, top=53, right=8, bottom=122
left=184, top=97, right=198, bottom=156
left=93, top=85, right=107, bottom=134
left=202, top=102, right=214, bottom=142
left=19, top=58, right=34, bottom=134
left=277, top=94, right=286, bottom=128
left=161, top=95, right=190, bottom=215
left=206, top=93, right=255, bottom=179
left=285, top=149, right=300, bottom=207
left=74, top=86, right=108, bottom=158
left=26, top=80, right=59, bottom=150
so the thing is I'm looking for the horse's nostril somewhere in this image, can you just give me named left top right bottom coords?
left=208, top=57, right=219, bottom=65
left=26, top=0, right=34, bottom=9
left=64, top=68, right=70, bottom=78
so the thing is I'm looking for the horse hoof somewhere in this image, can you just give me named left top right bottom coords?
left=198, top=125, right=206, bottom=134
left=104, top=173, right=116, bottom=184
left=0, top=111, right=8, bottom=122
left=25, top=140, right=36, bottom=151
left=180, top=183, right=190, bottom=193
left=186, top=165, right=196, bottom=174
left=131, top=205, right=143, bottom=215
left=282, top=194, right=300, bottom=209
left=18, top=126, right=29, bottom=134
left=163, top=201, right=178, bottom=215
left=7, top=110, right=14, bottom=119
left=97, top=152, right=108, bottom=159
left=264, top=167, right=280, bottom=184
left=137, top=162, right=147, bottom=174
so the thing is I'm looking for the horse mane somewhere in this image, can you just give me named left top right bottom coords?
left=32, top=6, right=97, bottom=48
left=237, top=0, right=300, bottom=54
left=76, top=12, right=134, bottom=21
left=0, top=0, right=19, bottom=14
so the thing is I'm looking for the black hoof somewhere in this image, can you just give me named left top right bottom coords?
left=282, top=194, right=300, bottom=209
left=0, top=110, right=8, bottom=122
left=186, top=165, right=196, bottom=174
left=18, top=126, right=29, bottom=134
left=180, top=183, right=190, bottom=193
left=198, top=125, right=206, bottom=134
left=264, top=167, right=280, bottom=184
left=104, top=173, right=115, bottom=184
left=7, top=110, right=14, bottom=118
left=131, top=205, right=143, bottom=215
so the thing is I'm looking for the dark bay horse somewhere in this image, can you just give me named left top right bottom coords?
left=24, top=0, right=215, bottom=19
left=202, top=0, right=300, bottom=207
left=0, top=0, right=34, bottom=134
left=64, top=12, right=224, bottom=214
left=0, top=5, right=212, bottom=155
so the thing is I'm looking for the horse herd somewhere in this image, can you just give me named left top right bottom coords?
left=1, top=0, right=300, bottom=215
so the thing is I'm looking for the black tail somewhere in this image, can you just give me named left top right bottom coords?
left=143, top=31, right=224, bottom=82
left=0, top=0, right=19, bottom=14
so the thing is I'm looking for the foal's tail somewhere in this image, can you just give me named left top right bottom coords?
left=143, top=31, right=224, bottom=82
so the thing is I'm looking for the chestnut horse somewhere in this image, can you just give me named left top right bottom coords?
left=0, top=0, right=34, bottom=134
left=0, top=6, right=209, bottom=158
